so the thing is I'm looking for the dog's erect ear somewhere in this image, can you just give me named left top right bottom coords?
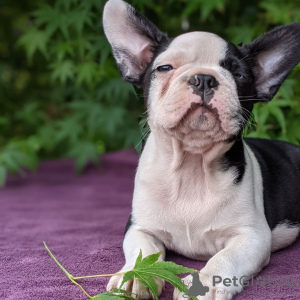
left=239, top=23, right=300, bottom=101
left=103, top=0, right=167, bottom=87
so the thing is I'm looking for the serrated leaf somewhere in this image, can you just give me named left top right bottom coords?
left=135, top=251, right=161, bottom=267
left=17, top=28, right=49, bottom=62
left=119, top=251, right=198, bottom=300
left=56, top=42, right=75, bottom=61
left=67, top=141, right=99, bottom=173
left=134, top=250, right=143, bottom=267
left=92, top=292, right=135, bottom=300
left=55, top=116, right=83, bottom=143
left=76, top=61, right=99, bottom=86
left=33, top=5, right=71, bottom=38
left=120, top=271, right=134, bottom=289
left=137, top=274, right=158, bottom=300
left=50, top=60, right=76, bottom=84
left=69, top=9, right=94, bottom=33
left=112, top=288, right=135, bottom=296
left=153, top=261, right=197, bottom=275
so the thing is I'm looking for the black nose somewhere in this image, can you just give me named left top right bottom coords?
left=189, top=74, right=219, bottom=100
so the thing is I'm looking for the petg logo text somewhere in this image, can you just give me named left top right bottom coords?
left=213, top=275, right=298, bottom=287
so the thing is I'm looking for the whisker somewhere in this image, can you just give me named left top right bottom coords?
left=238, top=54, right=251, bottom=62
left=135, top=128, right=150, bottom=149
left=238, top=95, right=257, bottom=98
left=238, top=99, right=262, bottom=102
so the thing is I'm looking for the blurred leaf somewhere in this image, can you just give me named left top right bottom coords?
left=67, top=141, right=99, bottom=173
left=33, top=5, right=71, bottom=38
left=1, top=0, right=299, bottom=186
left=56, top=42, right=75, bottom=61
left=76, top=61, right=100, bottom=86
left=50, top=60, right=76, bottom=84
left=17, top=28, right=49, bottom=62
left=55, top=116, right=83, bottom=143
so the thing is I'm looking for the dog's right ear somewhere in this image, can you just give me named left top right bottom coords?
left=103, top=0, right=168, bottom=87
left=239, top=23, right=300, bottom=102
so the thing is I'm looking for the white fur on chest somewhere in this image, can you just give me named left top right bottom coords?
left=131, top=133, right=265, bottom=260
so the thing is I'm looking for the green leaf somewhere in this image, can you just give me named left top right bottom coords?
left=33, top=5, right=71, bottom=38
left=135, top=251, right=161, bottom=267
left=112, top=288, right=136, bottom=296
left=17, top=28, right=49, bottom=62
left=92, top=292, right=135, bottom=300
left=137, top=274, right=158, bottom=300
left=67, top=141, right=99, bottom=173
left=119, top=251, right=198, bottom=300
left=55, top=116, right=83, bottom=143
left=50, top=60, right=76, bottom=84
left=56, top=42, right=75, bottom=61
left=69, top=9, right=94, bottom=33
left=76, top=61, right=100, bottom=86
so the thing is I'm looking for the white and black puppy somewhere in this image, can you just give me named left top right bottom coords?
left=103, top=0, right=300, bottom=299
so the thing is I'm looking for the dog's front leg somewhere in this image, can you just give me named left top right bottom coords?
left=174, top=228, right=271, bottom=300
left=107, top=225, right=165, bottom=299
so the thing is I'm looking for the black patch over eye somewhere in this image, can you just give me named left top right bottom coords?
left=156, top=65, right=173, bottom=72
left=221, top=57, right=252, bottom=83
left=234, top=72, right=252, bottom=83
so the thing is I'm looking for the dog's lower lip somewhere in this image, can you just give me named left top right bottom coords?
left=182, top=102, right=213, bottom=119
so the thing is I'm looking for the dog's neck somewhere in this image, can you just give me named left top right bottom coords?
left=151, top=130, right=234, bottom=166
left=147, top=128, right=236, bottom=174
left=140, top=131, right=242, bottom=203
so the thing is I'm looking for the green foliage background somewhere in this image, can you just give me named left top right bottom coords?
left=0, top=0, right=299, bottom=183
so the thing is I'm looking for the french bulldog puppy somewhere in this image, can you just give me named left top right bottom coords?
left=103, top=0, right=300, bottom=299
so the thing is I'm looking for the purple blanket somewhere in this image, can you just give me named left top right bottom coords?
left=1, top=149, right=299, bottom=300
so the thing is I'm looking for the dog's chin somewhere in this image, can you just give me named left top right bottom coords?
left=162, top=105, right=239, bottom=153
left=166, top=105, right=220, bottom=134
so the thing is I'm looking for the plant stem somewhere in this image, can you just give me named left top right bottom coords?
left=70, top=278, right=93, bottom=299
left=73, top=271, right=127, bottom=280
left=43, top=241, right=93, bottom=299
left=43, top=241, right=73, bottom=278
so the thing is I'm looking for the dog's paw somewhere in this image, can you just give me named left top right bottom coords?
left=173, top=274, right=234, bottom=300
left=107, top=269, right=164, bottom=299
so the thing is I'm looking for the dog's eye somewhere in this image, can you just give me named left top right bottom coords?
left=156, top=65, right=173, bottom=72
left=234, top=73, right=251, bottom=82
left=236, top=74, right=245, bottom=79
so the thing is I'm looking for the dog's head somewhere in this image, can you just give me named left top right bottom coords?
left=103, top=0, right=300, bottom=152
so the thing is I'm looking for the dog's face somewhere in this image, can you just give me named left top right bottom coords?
left=103, top=0, right=300, bottom=152
left=144, top=32, right=255, bottom=148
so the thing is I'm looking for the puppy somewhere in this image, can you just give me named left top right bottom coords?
left=103, top=0, right=300, bottom=299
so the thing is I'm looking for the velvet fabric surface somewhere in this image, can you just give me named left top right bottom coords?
left=1, top=149, right=299, bottom=299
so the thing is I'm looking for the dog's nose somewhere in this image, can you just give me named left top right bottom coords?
left=190, top=74, right=219, bottom=91
left=189, top=74, right=219, bottom=102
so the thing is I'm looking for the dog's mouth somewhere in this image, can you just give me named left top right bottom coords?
left=178, top=101, right=218, bottom=125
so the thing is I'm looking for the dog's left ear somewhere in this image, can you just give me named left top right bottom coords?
left=239, top=23, right=300, bottom=101
left=103, top=0, right=167, bottom=87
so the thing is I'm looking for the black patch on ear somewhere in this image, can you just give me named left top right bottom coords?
left=239, top=23, right=300, bottom=101
left=119, top=5, right=169, bottom=87
left=128, top=6, right=168, bottom=49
